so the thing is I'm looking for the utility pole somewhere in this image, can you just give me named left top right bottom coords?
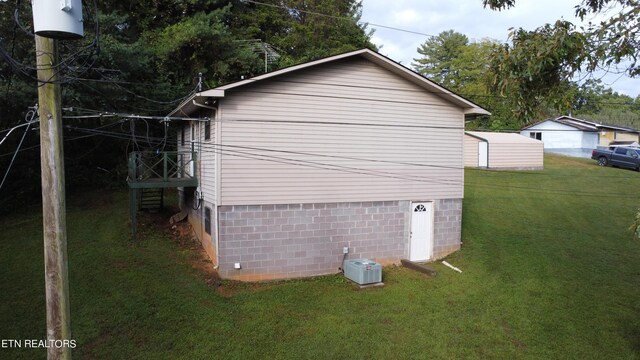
left=35, top=35, right=72, bottom=360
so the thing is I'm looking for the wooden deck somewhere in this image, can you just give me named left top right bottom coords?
left=127, top=151, right=198, bottom=240
left=127, top=151, right=198, bottom=189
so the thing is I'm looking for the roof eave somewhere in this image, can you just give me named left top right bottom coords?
left=168, top=89, right=226, bottom=117
left=464, top=108, right=491, bottom=116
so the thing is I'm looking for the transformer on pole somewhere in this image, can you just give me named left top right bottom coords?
left=32, top=0, right=84, bottom=40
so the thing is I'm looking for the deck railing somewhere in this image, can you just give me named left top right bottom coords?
left=127, top=151, right=197, bottom=184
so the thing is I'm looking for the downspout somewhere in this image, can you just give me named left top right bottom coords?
left=193, top=99, right=218, bottom=267
left=192, top=99, right=217, bottom=112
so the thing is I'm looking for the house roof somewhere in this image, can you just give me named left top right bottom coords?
left=465, top=131, right=542, bottom=144
left=170, top=48, right=490, bottom=117
left=522, top=116, right=639, bottom=133
left=522, top=117, right=598, bottom=132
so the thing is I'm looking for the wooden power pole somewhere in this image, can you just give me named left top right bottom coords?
left=35, top=35, right=72, bottom=360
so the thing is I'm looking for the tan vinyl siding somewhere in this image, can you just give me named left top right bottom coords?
left=217, top=58, right=464, bottom=205
left=199, top=116, right=216, bottom=203
left=176, top=119, right=217, bottom=203
left=465, top=132, right=543, bottom=169
left=487, top=142, right=543, bottom=168
left=464, top=134, right=481, bottom=167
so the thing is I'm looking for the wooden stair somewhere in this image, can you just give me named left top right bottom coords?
left=138, top=188, right=164, bottom=211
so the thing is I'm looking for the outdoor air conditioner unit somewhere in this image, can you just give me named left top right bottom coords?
left=344, top=259, right=382, bottom=285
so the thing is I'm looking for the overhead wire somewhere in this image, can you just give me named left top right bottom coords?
left=0, top=122, right=32, bottom=143
left=0, top=106, right=37, bottom=192
left=187, top=144, right=640, bottom=199
left=63, top=124, right=640, bottom=192
left=62, top=122, right=640, bottom=179
left=241, top=0, right=437, bottom=38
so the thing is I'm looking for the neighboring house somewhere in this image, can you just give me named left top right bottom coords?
left=169, top=49, right=489, bottom=281
left=464, top=131, right=543, bottom=170
left=520, top=116, right=640, bottom=158
left=599, top=126, right=640, bottom=146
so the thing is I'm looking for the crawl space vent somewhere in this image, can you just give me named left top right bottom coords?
left=344, top=259, right=382, bottom=285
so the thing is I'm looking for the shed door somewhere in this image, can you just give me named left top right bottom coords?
left=478, top=142, right=488, bottom=167
left=410, top=202, right=433, bottom=261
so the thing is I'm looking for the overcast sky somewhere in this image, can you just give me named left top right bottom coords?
left=360, top=0, right=640, bottom=98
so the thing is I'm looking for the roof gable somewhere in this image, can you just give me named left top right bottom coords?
left=523, top=116, right=639, bottom=133
left=523, top=118, right=598, bottom=132
left=171, top=49, right=490, bottom=117
left=466, top=131, right=542, bottom=144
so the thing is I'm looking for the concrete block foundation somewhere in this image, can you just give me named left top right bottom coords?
left=213, top=199, right=463, bottom=281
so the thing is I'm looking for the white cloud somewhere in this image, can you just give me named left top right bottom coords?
left=392, top=9, right=421, bottom=25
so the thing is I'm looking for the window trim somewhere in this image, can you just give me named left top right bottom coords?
left=204, top=207, right=211, bottom=235
left=204, top=120, right=211, bottom=141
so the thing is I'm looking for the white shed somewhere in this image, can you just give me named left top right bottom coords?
left=464, top=131, right=543, bottom=170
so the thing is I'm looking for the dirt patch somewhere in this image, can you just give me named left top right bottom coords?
left=137, top=209, right=278, bottom=297
left=138, top=209, right=247, bottom=295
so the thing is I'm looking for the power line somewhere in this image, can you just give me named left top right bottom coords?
left=0, top=122, right=33, bottom=143
left=59, top=124, right=640, bottom=198
left=0, top=107, right=36, bottom=192
left=189, top=145, right=640, bottom=199
left=62, top=111, right=209, bottom=122
left=63, top=126, right=640, bottom=200
left=241, top=0, right=437, bottom=38
left=64, top=124, right=640, bottom=179
left=47, top=123, right=640, bottom=198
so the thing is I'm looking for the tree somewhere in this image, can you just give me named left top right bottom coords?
left=482, top=0, right=640, bottom=123
left=412, top=30, right=470, bottom=90
left=412, top=30, right=525, bottom=129
left=231, top=0, right=375, bottom=67
left=569, top=80, right=640, bottom=127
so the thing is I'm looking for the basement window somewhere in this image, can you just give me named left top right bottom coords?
left=204, top=207, right=211, bottom=235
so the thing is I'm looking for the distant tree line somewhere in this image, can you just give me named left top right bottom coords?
left=412, top=29, right=640, bottom=131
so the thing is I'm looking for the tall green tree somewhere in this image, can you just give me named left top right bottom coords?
left=412, top=30, right=470, bottom=91
left=412, top=30, right=523, bottom=129
left=231, top=0, right=375, bottom=67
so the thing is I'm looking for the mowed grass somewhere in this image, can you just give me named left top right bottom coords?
left=1, top=154, right=640, bottom=359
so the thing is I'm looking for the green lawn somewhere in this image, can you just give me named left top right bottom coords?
left=1, top=154, right=640, bottom=359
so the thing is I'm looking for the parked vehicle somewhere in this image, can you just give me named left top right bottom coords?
left=591, top=146, right=640, bottom=170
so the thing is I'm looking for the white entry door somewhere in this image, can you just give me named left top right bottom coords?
left=410, top=202, right=433, bottom=261
left=478, top=142, right=488, bottom=167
